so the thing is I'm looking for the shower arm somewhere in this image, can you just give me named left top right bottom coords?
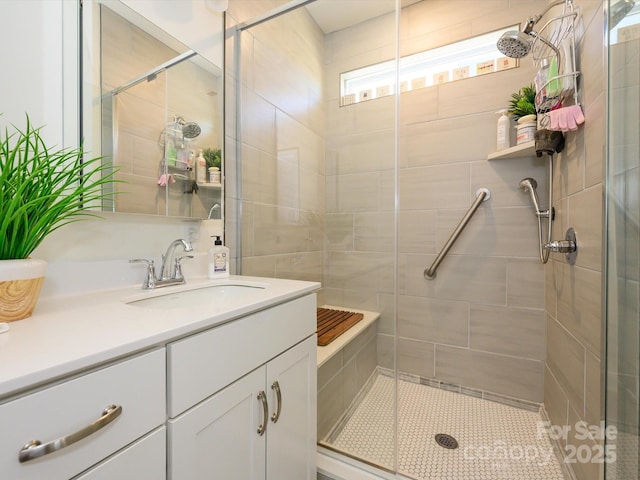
left=523, top=0, right=566, bottom=32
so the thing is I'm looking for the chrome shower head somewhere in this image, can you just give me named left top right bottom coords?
left=497, top=0, right=566, bottom=58
left=611, top=0, right=636, bottom=29
left=497, top=30, right=533, bottom=58
left=519, top=178, right=542, bottom=215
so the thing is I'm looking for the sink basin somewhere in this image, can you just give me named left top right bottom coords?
left=126, top=282, right=266, bottom=309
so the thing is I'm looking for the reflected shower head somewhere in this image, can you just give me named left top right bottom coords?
left=519, top=177, right=542, bottom=215
left=172, top=115, right=202, bottom=139
left=497, top=30, right=533, bottom=58
left=181, top=121, right=201, bottom=139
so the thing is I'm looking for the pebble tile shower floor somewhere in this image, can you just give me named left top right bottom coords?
left=328, top=374, right=565, bottom=480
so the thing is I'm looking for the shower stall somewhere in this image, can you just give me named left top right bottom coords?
left=225, top=0, right=632, bottom=479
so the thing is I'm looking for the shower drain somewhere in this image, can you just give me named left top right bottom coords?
left=434, top=433, right=459, bottom=449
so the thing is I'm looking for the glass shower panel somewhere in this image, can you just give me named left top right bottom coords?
left=227, top=0, right=398, bottom=473
left=319, top=0, right=398, bottom=472
left=606, top=1, right=640, bottom=477
left=396, top=1, right=553, bottom=479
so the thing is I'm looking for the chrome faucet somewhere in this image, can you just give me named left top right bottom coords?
left=160, top=238, right=193, bottom=281
left=130, top=238, right=193, bottom=289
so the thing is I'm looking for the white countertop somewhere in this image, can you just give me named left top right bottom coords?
left=0, top=275, right=320, bottom=400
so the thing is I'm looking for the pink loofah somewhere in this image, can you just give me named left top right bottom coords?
left=157, top=174, right=176, bottom=186
left=547, top=105, right=585, bottom=132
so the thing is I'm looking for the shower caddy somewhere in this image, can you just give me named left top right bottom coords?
left=530, top=0, right=581, bottom=129
left=529, top=0, right=580, bottom=264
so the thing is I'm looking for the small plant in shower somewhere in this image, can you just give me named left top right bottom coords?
left=507, top=84, right=537, bottom=120
left=203, top=148, right=222, bottom=170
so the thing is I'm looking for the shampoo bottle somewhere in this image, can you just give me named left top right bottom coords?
left=208, top=236, right=229, bottom=278
left=496, top=109, right=510, bottom=151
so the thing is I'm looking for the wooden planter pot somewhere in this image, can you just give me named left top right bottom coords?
left=0, top=259, right=47, bottom=322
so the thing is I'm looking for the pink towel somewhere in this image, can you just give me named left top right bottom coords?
left=547, top=105, right=585, bottom=132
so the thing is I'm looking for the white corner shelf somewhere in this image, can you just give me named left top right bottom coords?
left=487, top=141, right=536, bottom=160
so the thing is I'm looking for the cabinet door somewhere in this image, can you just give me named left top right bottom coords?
left=266, top=336, right=317, bottom=480
left=168, top=367, right=266, bottom=480
left=75, top=427, right=166, bottom=480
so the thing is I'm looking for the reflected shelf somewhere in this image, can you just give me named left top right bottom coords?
left=197, top=182, right=222, bottom=189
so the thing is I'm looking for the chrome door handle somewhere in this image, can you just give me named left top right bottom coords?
left=270, top=380, right=282, bottom=423
left=19, top=404, right=122, bottom=463
left=257, top=391, right=268, bottom=436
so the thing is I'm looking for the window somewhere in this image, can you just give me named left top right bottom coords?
left=340, top=26, right=520, bottom=106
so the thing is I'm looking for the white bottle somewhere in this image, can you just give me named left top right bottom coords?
left=196, top=149, right=206, bottom=184
left=208, top=236, right=229, bottom=278
left=496, top=109, right=510, bottom=151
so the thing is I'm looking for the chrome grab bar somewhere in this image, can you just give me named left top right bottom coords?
left=424, top=188, right=491, bottom=280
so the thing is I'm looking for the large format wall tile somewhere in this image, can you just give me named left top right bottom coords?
left=397, top=295, right=469, bottom=347
left=546, top=316, right=586, bottom=415
left=435, top=345, right=544, bottom=402
left=470, top=305, right=545, bottom=360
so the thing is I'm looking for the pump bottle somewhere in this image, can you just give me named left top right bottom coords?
left=496, top=109, right=510, bottom=151
left=208, top=236, right=229, bottom=278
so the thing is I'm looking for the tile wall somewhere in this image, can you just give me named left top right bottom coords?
left=225, top=1, right=326, bottom=288
left=324, top=0, right=551, bottom=404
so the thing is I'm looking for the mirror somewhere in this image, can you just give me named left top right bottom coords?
left=82, top=0, right=224, bottom=219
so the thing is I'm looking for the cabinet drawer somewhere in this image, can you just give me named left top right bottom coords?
left=167, top=293, right=316, bottom=417
left=0, top=348, right=165, bottom=480
left=75, top=427, right=166, bottom=480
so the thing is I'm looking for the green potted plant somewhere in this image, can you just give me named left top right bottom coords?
left=0, top=116, right=118, bottom=321
left=203, top=148, right=221, bottom=170
left=508, top=84, right=536, bottom=120
left=508, top=84, right=537, bottom=145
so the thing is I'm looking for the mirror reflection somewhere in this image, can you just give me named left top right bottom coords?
left=84, top=1, right=224, bottom=219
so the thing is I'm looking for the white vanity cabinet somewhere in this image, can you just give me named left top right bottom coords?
left=0, top=349, right=166, bottom=480
left=167, top=294, right=317, bottom=480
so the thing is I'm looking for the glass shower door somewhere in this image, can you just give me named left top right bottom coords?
left=226, top=0, right=399, bottom=473
left=606, top=1, right=640, bottom=478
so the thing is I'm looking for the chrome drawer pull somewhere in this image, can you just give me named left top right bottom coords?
left=257, top=391, right=268, bottom=436
left=270, top=381, right=281, bottom=423
left=19, top=404, right=122, bottom=463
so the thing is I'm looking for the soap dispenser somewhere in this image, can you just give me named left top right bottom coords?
left=208, top=236, right=229, bottom=278
left=496, top=109, right=510, bottom=151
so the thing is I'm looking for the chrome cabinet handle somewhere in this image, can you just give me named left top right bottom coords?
left=257, top=391, right=268, bottom=436
left=270, top=381, right=282, bottom=423
left=19, top=404, right=122, bottom=463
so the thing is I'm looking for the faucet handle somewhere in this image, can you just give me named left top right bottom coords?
left=174, top=255, right=193, bottom=281
left=129, top=258, right=157, bottom=289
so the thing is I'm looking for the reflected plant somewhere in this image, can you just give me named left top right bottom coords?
left=203, top=148, right=222, bottom=169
